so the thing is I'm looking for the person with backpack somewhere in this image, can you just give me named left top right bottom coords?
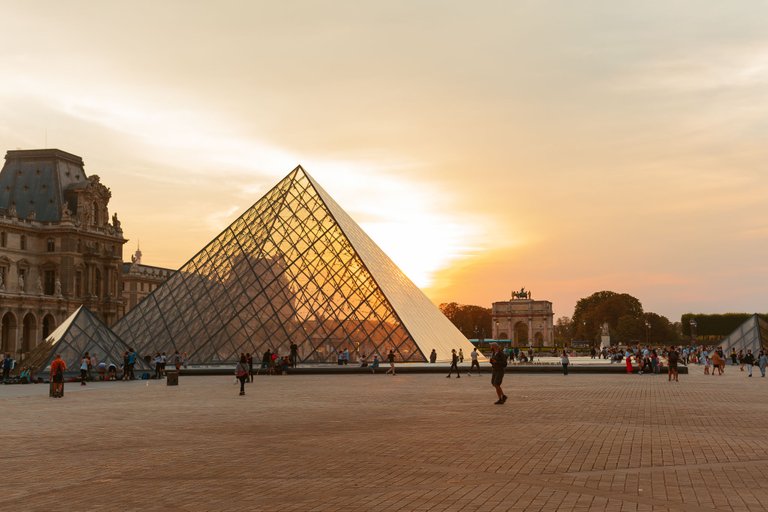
left=50, top=354, right=66, bottom=398
left=489, top=343, right=508, bottom=405
left=234, top=354, right=249, bottom=396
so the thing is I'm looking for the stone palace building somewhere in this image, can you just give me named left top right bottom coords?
left=0, top=149, right=171, bottom=361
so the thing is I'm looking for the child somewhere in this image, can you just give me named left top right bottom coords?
left=704, top=356, right=711, bottom=375
left=370, top=355, right=380, bottom=374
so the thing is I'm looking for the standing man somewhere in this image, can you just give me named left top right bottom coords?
left=429, top=349, right=437, bottom=363
left=386, top=349, right=396, bottom=376
left=489, top=343, right=508, bottom=405
left=757, top=350, right=767, bottom=378
left=446, top=349, right=460, bottom=378
left=245, top=352, right=253, bottom=382
left=561, top=350, right=570, bottom=375
left=290, top=342, right=299, bottom=368
left=667, top=345, right=680, bottom=382
left=468, top=347, right=481, bottom=376
left=127, top=348, right=137, bottom=380
left=743, top=349, right=755, bottom=377
left=2, top=353, right=13, bottom=383
left=50, top=354, right=66, bottom=398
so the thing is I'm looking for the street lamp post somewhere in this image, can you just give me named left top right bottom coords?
left=645, top=321, right=651, bottom=346
left=689, top=319, right=697, bottom=345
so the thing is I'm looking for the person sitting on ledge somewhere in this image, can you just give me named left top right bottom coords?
left=107, top=363, right=117, bottom=381
left=19, top=366, right=31, bottom=384
left=360, top=353, right=368, bottom=367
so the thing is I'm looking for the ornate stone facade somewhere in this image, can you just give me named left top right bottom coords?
left=0, top=149, right=126, bottom=361
left=120, top=247, right=173, bottom=317
left=491, top=290, right=554, bottom=346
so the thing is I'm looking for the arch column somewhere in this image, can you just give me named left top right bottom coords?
left=1, top=311, right=18, bottom=355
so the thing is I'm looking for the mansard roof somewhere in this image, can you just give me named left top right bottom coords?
left=0, top=148, right=91, bottom=222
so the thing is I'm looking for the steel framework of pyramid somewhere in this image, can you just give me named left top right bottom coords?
left=26, top=306, right=150, bottom=375
left=718, top=314, right=768, bottom=356
left=113, top=166, right=476, bottom=364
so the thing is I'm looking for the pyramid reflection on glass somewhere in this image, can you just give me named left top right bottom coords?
left=26, top=306, right=150, bottom=375
left=114, top=166, right=475, bottom=364
left=718, top=314, right=768, bottom=356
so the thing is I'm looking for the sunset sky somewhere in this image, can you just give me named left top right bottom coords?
left=1, top=1, right=766, bottom=322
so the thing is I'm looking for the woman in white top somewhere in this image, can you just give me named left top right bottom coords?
left=561, top=351, right=570, bottom=376
left=80, top=352, right=90, bottom=386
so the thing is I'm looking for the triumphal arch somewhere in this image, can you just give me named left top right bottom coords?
left=491, top=288, right=554, bottom=346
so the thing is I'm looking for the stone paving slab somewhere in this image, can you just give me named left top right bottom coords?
left=2, top=365, right=766, bottom=511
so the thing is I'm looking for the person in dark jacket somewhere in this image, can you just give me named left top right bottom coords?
left=489, top=343, right=508, bottom=404
left=446, top=349, right=460, bottom=378
left=743, top=350, right=755, bottom=377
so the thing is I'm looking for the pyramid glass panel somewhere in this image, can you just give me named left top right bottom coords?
left=718, top=314, right=768, bottom=356
left=113, top=166, right=477, bottom=364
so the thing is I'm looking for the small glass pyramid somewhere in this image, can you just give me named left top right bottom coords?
left=113, top=166, right=475, bottom=364
left=26, top=306, right=150, bottom=375
left=718, top=314, right=768, bottom=356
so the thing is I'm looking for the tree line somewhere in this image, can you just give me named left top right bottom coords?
left=439, top=291, right=762, bottom=345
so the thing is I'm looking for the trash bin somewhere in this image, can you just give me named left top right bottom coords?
left=166, top=371, right=179, bottom=386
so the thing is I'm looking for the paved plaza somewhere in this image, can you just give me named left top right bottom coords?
left=3, top=363, right=767, bottom=511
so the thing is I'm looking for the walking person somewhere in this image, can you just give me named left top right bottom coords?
left=154, top=352, right=163, bottom=379
left=50, top=354, right=66, bottom=398
left=667, top=346, right=679, bottom=382
left=246, top=352, right=253, bottom=382
left=561, top=350, right=570, bottom=375
left=80, top=352, right=90, bottom=386
left=127, top=348, right=137, bottom=380
left=235, top=354, right=249, bottom=395
left=468, top=347, right=481, bottom=376
left=446, top=349, right=461, bottom=378
left=489, top=343, right=508, bottom=405
left=386, top=350, right=396, bottom=375
left=743, top=350, right=755, bottom=377
left=757, top=351, right=767, bottom=378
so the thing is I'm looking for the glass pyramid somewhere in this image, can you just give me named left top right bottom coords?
left=113, top=166, right=476, bottom=364
left=718, top=314, right=768, bottom=356
left=25, top=306, right=150, bottom=375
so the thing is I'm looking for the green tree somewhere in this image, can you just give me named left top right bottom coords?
left=572, top=291, right=644, bottom=341
left=439, top=303, right=492, bottom=338
left=614, top=314, right=645, bottom=344
left=554, top=316, right=573, bottom=344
